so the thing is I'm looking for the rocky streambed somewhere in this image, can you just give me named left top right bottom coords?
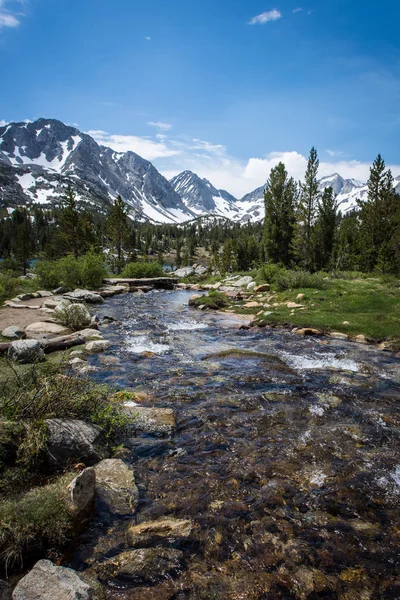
left=9, top=289, right=400, bottom=599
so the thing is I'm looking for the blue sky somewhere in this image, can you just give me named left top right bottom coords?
left=1, top=0, right=400, bottom=195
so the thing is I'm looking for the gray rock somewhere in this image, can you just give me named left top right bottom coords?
left=69, top=350, right=86, bottom=358
left=68, top=467, right=96, bottom=518
left=174, top=267, right=194, bottom=278
left=85, top=340, right=110, bottom=353
left=94, top=459, right=139, bottom=515
left=8, top=340, right=45, bottom=364
left=93, top=548, right=184, bottom=585
left=247, top=282, right=257, bottom=291
left=69, top=357, right=87, bottom=368
left=25, top=322, right=70, bottom=339
left=194, top=265, right=208, bottom=276
left=1, top=326, right=26, bottom=340
left=84, top=293, right=104, bottom=304
left=36, top=291, right=54, bottom=298
left=53, top=286, right=67, bottom=294
left=17, top=293, right=34, bottom=301
left=231, top=276, right=254, bottom=287
left=11, top=559, right=101, bottom=600
left=45, top=419, right=107, bottom=467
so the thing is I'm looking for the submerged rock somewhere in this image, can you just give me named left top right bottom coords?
left=12, top=559, right=102, bottom=600
left=127, top=517, right=193, bottom=547
left=94, top=459, right=139, bottom=515
left=124, top=406, right=176, bottom=436
left=46, top=419, right=107, bottom=468
left=93, top=548, right=184, bottom=585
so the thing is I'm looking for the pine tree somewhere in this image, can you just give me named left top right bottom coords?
left=58, top=186, right=83, bottom=258
left=106, top=195, right=129, bottom=269
left=358, top=154, right=397, bottom=272
left=263, top=162, right=297, bottom=267
left=220, top=239, right=237, bottom=273
left=11, top=208, right=35, bottom=274
left=314, top=186, right=338, bottom=270
left=295, top=147, right=320, bottom=270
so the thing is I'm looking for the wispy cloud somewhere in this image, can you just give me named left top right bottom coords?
left=145, top=36, right=151, bottom=41
left=248, top=10, right=282, bottom=25
left=0, top=0, right=25, bottom=29
left=87, top=129, right=180, bottom=160
left=326, top=149, right=347, bottom=158
left=148, top=121, right=172, bottom=131
left=292, top=7, right=303, bottom=13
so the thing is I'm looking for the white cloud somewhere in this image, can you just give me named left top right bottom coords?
left=326, top=149, right=346, bottom=157
left=85, top=126, right=400, bottom=198
left=292, top=7, right=303, bottom=13
left=0, top=119, right=8, bottom=126
left=145, top=36, right=151, bottom=41
left=148, top=121, right=172, bottom=131
left=87, top=130, right=180, bottom=161
left=0, top=0, right=24, bottom=29
left=248, top=10, right=282, bottom=25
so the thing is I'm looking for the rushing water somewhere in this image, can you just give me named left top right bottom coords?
left=71, top=290, right=400, bottom=599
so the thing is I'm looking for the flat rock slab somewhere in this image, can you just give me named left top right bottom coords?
left=93, top=548, right=184, bottom=585
left=12, top=559, right=102, bottom=600
left=127, top=517, right=193, bottom=547
left=94, top=458, right=139, bottom=515
left=124, top=406, right=176, bottom=436
left=25, top=321, right=70, bottom=339
left=1, top=326, right=26, bottom=339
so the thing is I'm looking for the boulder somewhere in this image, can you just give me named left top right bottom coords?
left=329, top=331, right=348, bottom=340
left=84, top=293, right=104, bottom=304
left=93, top=548, right=184, bottom=585
left=296, top=293, right=305, bottom=300
left=1, top=326, right=26, bottom=340
left=174, top=267, right=194, bottom=278
left=194, top=265, right=208, bottom=276
left=36, top=291, right=54, bottom=298
left=69, top=350, right=86, bottom=358
left=45, top=419, right=107, bottom=468
left=69, top=357, right=88, bottom=368
left=25, top=322, right=70, bottom=339
left=68, top=467, right=96, bottom=518
left=124, top=406, right=176, bottom=436
left=254, top=284, right=270, bottom=293
left=12, top=559, right=102, bottom=600
left=75, top=329, right=103, bottom=341
left=8, top=340, right=45, bottom=364
left=293, top=328, right=320, bottom=336
left=231, top=276, right=254, bottom=288
left=85, top=340, right=110, bottom=353
left=53, top=286, right=68, bottom=294
left=188, top=294, right=202, bottom=306
left=17, top=293, right=34, bottom=301
left=94, top=459, right=139, bottom=515
left=63, top=289, right=103, bottom=304
left=127, top=517, right=193, bottom=547
left=247, top=282, right=257, bottom=291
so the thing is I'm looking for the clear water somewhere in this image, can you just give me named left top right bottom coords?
left=71, top=290, right=400, bottom=599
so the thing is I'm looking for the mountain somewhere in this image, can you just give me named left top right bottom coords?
left=169, top=171, right=241, bottom=220
left=0, top=118, right=195, bottom=223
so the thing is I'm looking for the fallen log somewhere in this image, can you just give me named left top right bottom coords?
left=0, top=334, right=85, bottom=356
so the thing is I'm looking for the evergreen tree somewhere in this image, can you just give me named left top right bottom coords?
left=106, top=195, right=129, bottom=269
left=358, top=154, right=398, bottom=272
left=11, top=208, right=35, bottom=274
left=220, top=238, right=237, bottom=273
left=314, top=186, right=338, bottom=270
left=263, top=162, right=297, bottom=267
left=58, top=186, right=86, bottom=258
left=295, top=147, right=320, bottom=270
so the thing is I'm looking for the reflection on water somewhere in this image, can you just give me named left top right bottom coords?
left=72, top=290, right=400, bottom=599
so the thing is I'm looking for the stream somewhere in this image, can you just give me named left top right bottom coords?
left=71, top=290, right=400, bottom=599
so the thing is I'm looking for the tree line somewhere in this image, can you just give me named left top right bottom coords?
left=0, top=148, right=399, bottom=275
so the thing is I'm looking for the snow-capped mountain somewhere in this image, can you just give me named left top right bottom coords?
left=169, top=171, right=241, bottom=220
left=0, top=118, right=195, bottom=223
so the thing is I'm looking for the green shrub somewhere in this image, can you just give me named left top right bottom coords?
left=121, top=261, right=163, bottom=279
left=0, top=272, right=18, bottom=302
left=275, top=270, right=329, bottom=291
left=36, top=252, right=107, bottom=291
left=192, top=290, right=227, bottom=309
left=80, top=252, right=107, bottom=289
left=54, top=302, right=91, bottom=330
left=35, top=261, right=61, bottom=290
left=0, top=472, right=75, bottom=573
left=257, top=263, right=286, bottom=284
